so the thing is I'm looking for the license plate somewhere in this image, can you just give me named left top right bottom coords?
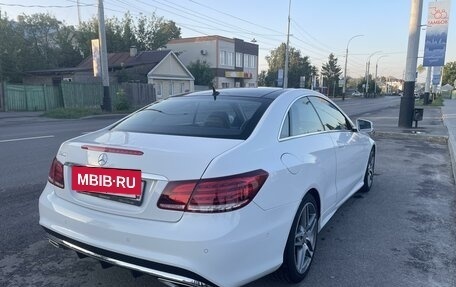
left=72, top=166, right=142, bottom=198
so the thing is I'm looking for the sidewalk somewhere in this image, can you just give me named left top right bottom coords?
left=360, top=99, right=456, bottom=181
left=0, top=111, right=44, bottom=119
left=367, top=106, right=448, bottom=143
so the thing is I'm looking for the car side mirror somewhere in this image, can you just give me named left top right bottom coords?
left=356, top=119, right=374, bottom=133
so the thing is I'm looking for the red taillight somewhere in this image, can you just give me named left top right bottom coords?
left=48, top=157, right=65, bottom=188
left=157, top=181, right=197, bottom=211
left=157, top=170, right=268, bottom=213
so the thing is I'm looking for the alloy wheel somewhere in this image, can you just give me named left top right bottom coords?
left=294, top=202, right=318, bottom=274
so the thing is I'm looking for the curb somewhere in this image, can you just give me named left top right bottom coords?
left=373, top=131, right=448, bottom=144
left=447, top=131, right=456, bottom=183
left=0, top=114, right=44, bottom=119
left=447, top=137, right=456, bottom=184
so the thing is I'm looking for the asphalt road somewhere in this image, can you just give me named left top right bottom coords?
left=2, top=96, right=455, bottom=287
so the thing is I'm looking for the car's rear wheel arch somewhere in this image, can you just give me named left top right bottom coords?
left=306, top=188, right=321, bottom=219
left=276, top=189, right=320, bottom=283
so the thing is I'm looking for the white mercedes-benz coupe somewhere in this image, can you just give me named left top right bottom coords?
left=39, top=88, right=375, bottom=287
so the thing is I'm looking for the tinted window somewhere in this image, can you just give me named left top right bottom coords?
left=280, top=97, right=324, bottom=139
left=309, top=97, right=350, bottom=131
left=111, top=96, right=271, bottom=140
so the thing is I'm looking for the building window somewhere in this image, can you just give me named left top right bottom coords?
left=236, top=52, right=243, bottom=67
left=169, top=81, right=174, bottom=96
left=243, top=54, right=256, bottom=68
left=227, top=52, right=234, bottom=66
left=220, top=50, right=234, bottom=66
left=249, top=55, right=256, bottom=68
left=222, top=82, right=229, bottom=88
left=220, top=50, right=226, bottom=66
left=155, top=83, right=162, bottom=97
left=248, top=83, right=256, bottom=87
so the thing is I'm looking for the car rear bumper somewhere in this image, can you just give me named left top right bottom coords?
left=39, top=184, right=298, bottom=287
left=44, top=227, right=213, bottom=287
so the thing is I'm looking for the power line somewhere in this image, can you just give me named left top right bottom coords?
left=187, top=0, right=285, bottom=36
left=291, top=19, right=338, bottom=53
left=0, top=2, right=93, bottom=8
left=133, top=0, right=284, bottom=46
left=107, top=0, right=212, bottom=36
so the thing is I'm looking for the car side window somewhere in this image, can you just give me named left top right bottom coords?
left=280, top=97, right=324, bottom=139
left=308, top=96, right=351, bottom=131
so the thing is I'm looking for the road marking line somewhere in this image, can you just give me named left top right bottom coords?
left=0, top=135, right=55, bottom=143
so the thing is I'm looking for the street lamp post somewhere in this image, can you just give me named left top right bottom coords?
left=343, top=34, right=363, bottom=100
left=374, top=55, right=388, bottom=96
left=365, top=50, right=382, bottom=97
left=283, top=0, right=291, bottom=89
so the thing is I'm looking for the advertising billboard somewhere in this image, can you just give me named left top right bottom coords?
left=423, top=1, right=451, bottom=67
left=91, top=39, right=101, bottom=77
left=432, top=67, right=442, bottom=85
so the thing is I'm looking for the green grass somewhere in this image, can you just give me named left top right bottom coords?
left=415, top=96, right=444, bottom=107
left=42, top=108, right=103, bottom=119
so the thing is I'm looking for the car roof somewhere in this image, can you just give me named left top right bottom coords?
left=181, top=87, right=287, bottom=99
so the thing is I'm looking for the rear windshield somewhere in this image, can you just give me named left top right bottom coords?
left=111, top=96, right=272, bottom=139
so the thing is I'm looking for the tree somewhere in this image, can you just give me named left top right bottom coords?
left=264, top=43, right=315, bottom=88
left=0, top=11, right=27, bottom=82
left=21, top=13, right=62, bottom=69
left=75, top=13, right=181, bottom=57
left=0, top=12, right=82, bottom=82
left=0, top=11, right=182, bottom=83
left=187, top=60, right=213, bottom=87
left=55, top=25, right=84, bottom=68
left=136, top=14, right=181, bottom=51
left=357, top=75, right=377, bottom=94
left=74, top=18, right=98, bottom=58
left=442, top=61, right=456, bottom=86
left=258, top=70, right=267, bottom=86
left=321, top=53, right=342, bottom=97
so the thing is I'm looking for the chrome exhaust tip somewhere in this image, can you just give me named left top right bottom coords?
left=48, top=238, right=60, bottom=249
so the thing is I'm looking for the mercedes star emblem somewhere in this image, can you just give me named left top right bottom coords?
left=98, top=153, right=108, bottom=166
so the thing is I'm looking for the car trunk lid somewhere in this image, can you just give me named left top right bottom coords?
left=53, top=130, right=242, bottom=222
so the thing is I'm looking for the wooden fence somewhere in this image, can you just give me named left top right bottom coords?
left=1, top=82, right=156, bottom=111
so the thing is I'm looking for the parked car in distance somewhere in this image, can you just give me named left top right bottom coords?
left=352, top=91, right=362, bottom=96
left=39, top=88, right=376, bottom=287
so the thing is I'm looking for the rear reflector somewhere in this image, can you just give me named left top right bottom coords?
left=157, top=170, right=268, bottom=213
left=48, top=157, right=65, bottom=188
left=81, top=145, right=144, bottom=155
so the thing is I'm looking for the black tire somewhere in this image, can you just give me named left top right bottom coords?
left=360, top=148, right=375, bottom=193
left=276, top=193, right=319, bottom=283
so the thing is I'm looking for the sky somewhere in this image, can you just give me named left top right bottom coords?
left=0, top=0, right=455, bottom=82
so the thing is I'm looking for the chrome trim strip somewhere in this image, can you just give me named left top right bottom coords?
left=48, top=235, right=212, bottom=287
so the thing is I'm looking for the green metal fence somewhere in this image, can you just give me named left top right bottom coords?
left=2, top=82, right=155, bottom=111
left=4, top=84, right=63, bottom=111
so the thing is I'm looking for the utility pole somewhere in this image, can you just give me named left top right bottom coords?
left=424, top=67, right=431, bottom=105
left=399, top=0, right=423, bottom=127
left=283, top=0, right=291, bottom=89
left=343, top=34, right=363, bottom=100
left=375, top=55, right=387, bottom=96
left=365, top=51, right=381, bottom=97
left=98, top=0, right=111, bottom=112
left=77, top=0, right=82, bottom=26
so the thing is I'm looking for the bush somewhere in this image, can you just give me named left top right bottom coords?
left=115, top=88, right=130, bottom=111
